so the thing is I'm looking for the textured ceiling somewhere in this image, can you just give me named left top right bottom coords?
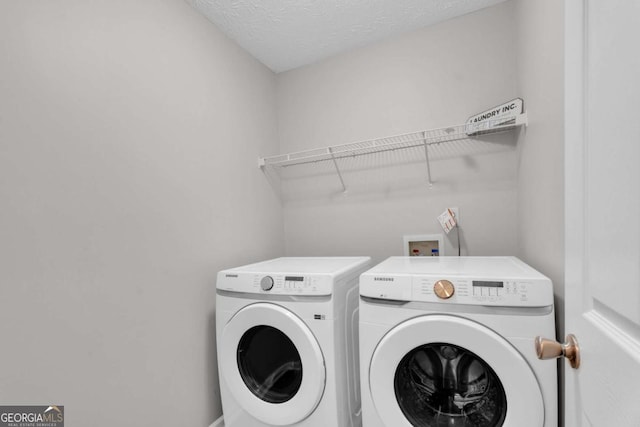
left=189, top=0, right=509, bottom=73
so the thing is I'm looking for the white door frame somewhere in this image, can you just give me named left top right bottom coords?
left=564, top=0, right=640, bottom=425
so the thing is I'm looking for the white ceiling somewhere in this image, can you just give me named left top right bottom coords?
left=189, top=0, right=508, bottom=73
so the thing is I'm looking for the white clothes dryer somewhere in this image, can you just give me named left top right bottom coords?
left=359, top=257, right=557, bottom=427
left=216, top=257, right=371, bottom=427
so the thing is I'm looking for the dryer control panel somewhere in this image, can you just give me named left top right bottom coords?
left=217, top=272, right=334, bottom=296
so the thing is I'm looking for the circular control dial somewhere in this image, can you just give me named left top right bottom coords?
left=434, top=280, right=455, bottom=299
left=260, top=276, right=274, bottom=291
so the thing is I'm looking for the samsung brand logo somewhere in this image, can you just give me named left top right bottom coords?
left=373, top=277, right=394, bottom=282
left=225, top=274, right=238, bottom=278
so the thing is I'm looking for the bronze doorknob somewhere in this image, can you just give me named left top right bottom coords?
left=535, top=334, right=580, bottom=369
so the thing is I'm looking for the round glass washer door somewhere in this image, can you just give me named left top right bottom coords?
left=221, top=303, right=325, bottom=426
left=369, top=315, right=544, bottom=427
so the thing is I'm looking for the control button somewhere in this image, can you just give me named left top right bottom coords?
left=260, top=276, right=274, bottom=291
left=434, top=280, right=455, bottom=300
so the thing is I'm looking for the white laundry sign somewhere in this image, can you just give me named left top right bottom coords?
left=466, top=98, right=523, bottom=135
left=437, top=208, right=457, bottom=234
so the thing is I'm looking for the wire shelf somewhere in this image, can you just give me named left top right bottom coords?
left=259, top=113, right=527, bottom=191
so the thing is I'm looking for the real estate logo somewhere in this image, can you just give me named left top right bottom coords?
left=0, top=405, right=64, bottom=427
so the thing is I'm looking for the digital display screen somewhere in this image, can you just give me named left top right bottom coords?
left=472, top=280, right=504, bottom=288
left=285, top=276, right=304, bottom=281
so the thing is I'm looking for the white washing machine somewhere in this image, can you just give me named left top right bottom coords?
left=359, top=257, right=557, bottom=427
left=216, top=257, right=371, bottom=427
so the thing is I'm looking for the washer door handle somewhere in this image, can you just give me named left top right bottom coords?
left=535, top=334, right=580, bottom=369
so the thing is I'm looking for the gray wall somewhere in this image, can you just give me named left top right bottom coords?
left=276, top=2, right=519, bottom=262
left=514, top=0, right=564, bottom=332
left=514, top=0, right=564, bottom=423
left=0, top=0, right=283, bottom=425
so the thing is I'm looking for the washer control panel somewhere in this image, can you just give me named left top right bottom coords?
left=360, top=275, right=552, bottom=307
left=217, top=272, right=333, bottom=296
